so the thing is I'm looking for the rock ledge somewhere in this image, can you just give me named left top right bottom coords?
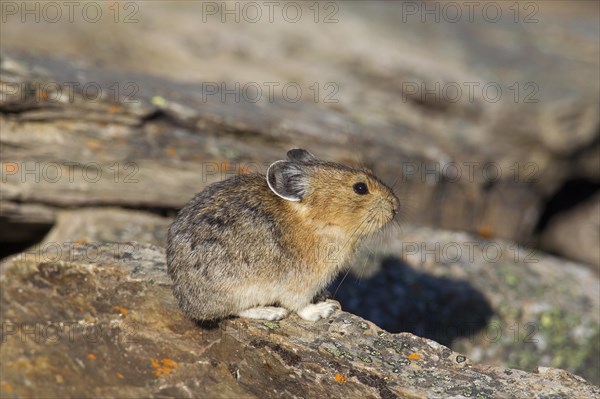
left=1, top=244, right=597, bottom=398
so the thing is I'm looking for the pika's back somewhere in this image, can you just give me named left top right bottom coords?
left=169, top=173, right=283, bottom=238
left=167, top=172, right=294, bottom=272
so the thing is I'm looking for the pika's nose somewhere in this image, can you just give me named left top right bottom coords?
left=391, top=197, right=400, bottom=217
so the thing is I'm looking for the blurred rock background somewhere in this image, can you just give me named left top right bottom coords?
left=1, top=0, right=599, bottom=388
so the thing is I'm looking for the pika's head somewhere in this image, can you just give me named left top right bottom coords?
left=267, top=149, right=399, bottom=236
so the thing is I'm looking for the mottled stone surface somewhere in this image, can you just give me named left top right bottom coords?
left=41, top=207, right=171, bottom=248
left=1, top=244, right=598, bottom=398
left=335, top=225, right=600, bottom=385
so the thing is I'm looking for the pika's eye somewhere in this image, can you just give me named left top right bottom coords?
left=353, top=182, right=369, bottom=195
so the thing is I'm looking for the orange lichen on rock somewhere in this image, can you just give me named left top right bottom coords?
left=477, top=224, right=494, bottom=239
left=334, top=373, right=347, bottom=384
left=166, top=147, right=177, bottom=157
left=87, top=353, right=97, bottom=360
left=3, top=162, right=19, bottom=174
left=151, top=358, right=178, bottom=377
left=114, top=306, right=128, bottom=316
left=85, top=139, right=103, bottom=151
left=408, top=353, right=420, bottom=360
left=1, top=382, right=14, bottom=393
left=38, top=89, right=49, bottom=101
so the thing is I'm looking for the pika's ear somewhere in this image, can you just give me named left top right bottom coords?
left=267, top=160, right=310, bottom=202
left=287, top=148, right=316, bottom=163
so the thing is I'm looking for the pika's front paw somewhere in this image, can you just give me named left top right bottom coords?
left=297, top=299, right=341, bottom=321
left=238, top=306, right=289, bottom=321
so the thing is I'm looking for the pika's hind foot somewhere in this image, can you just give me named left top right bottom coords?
left=238, top=306, right=289, bottom=321
left=297, top=299, right=341, bottom=321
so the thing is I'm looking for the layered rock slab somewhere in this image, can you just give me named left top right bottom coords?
left=1, top=244, right=597, bottom=398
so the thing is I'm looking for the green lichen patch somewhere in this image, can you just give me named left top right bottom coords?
left=262, top=321, right=280, bottom=330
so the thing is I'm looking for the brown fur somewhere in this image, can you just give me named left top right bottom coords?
left=167, top=149, right=399, bottom=321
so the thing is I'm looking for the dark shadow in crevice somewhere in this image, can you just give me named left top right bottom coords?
left=328, top=256, right=494, bottom=347
left=535, top=178, right=599, bottom=233
left=0, top=219, right=54, bottom=261
left=194, top=318, right=231, bottom=331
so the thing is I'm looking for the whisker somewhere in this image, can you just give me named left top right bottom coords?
left=337, top=202, right=381, bottom=253
left=331, top=196, right=398, bottom=298
left=355, top=218, right=378, bottom=280
left=333, top=218, right=373, bottom=297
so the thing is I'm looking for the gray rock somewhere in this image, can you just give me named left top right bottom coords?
left=41, top=207, right=171, bottom=248
left=1, top=243, right=598, bottom=398
left=540, top=194, right=600, bottom=272
left=333, top=225, right=600, bottom=385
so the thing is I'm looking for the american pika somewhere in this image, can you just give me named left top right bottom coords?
left=167, top=149, right=399, bottom=321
